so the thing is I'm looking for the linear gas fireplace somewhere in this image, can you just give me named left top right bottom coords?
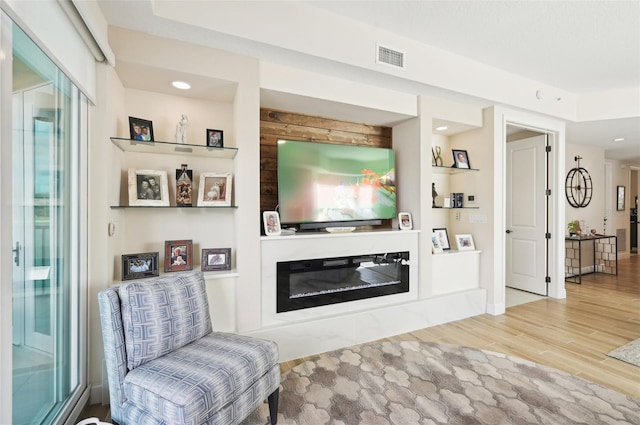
left=276, top=251, right=409, bottom=313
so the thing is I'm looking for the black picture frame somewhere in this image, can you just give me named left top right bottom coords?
left=122, top=252, right=159, bottom=281
left=452, top=149, right=470, bottom=169
left=164, top=239, right=193, bottom=272
left=201, top=248, right=232, bottom=271
left=206, top=129, right=224, bottom=147
left=433, top=227, right=451, bottom=250
left=129, top=116, right=154, bottom=142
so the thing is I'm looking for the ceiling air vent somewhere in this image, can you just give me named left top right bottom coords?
left=376, top=44, right=405, bottom=69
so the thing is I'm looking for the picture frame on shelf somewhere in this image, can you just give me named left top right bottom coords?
left=263, top=211, right=281, bottom=236
left=201, top=248, right=232, bottom=272
left=431, top=232, right=443, bottom=254
left=164, top=239, right=193, bottom=272
left=206, top=129, right=224, bottom=147
left=122, top=252, right=159, bottom=281
left=617, top=185, right=625, bottom=211
left=197, top=172, right=232, bottom=206
left=452, top=149, right=470, bottom=169
left=128, top=116, right=154, bottom=142
left=433, top=227, right=450, bottom=250
left=128, top=168, right=170, bottom=206
left=455, top=234, right=476, bottom=251
left=398, top=212, right=413, bottom=230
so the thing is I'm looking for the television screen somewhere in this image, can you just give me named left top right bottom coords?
left=277, top=139, right=396, bottom=227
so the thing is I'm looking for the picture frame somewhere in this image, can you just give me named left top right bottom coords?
left=452, top=149, right=470, bottom=169
left=398, top=212, right=413, bottom=230
left=128, top=116, right=154, bottom=142
left=128, top=168, right=170, bottom=206
left=431, top=232, right=443, bottom=254
left=455, top=234, right=476, bottom=251
left=617, top=185, right=625, bottom=211
left=197, top=172, right=232, bottom=206
left=122, top=252, right=159, bottom=281
left=206, top=129, right=224, bottom=148
left=433, top=227, right=450, bottom=250
left=263, top=211, right=281, bottom=236
left=164, top=239, right=193, bottom=272
left=201, top=248, right=232, bottom=272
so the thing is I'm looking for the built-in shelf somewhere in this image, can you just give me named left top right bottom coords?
left=110, top=137, right=238, bottom=159
left=432, top=165, right=479, bottom=174
left=433, top=206, right=480, bottom=209
left=110, top=205, right=237, bottom=209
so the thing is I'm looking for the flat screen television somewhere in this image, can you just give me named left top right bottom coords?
left=277, top=139, right=396, bottom=230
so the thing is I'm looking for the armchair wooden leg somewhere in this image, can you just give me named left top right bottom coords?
left=268, top=388, right=279, bottom=425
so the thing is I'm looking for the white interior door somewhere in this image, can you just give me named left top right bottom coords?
left=506, top=134, right=548, bottom=295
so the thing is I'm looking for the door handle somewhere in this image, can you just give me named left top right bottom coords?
left=505, top=229, right=513, bottom=234
left=12, top=241, right=20, bottom=266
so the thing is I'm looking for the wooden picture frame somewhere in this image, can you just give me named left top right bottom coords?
left=263, top=211, right=281, bottom=236
left=455, top=234, right=476, bottom=251
left=201, top=248, right=232, bottom=271
left=164, top=239, right=193, bottom=272
left=197, top=172, right=232, bottom=206
left=206, top=129, right=224, bottom=147
left=128, top=116, right=154, bottom=141
left=431, top=232, right=443, bottom=254
left=617, top=185, right=625, bottom=211
left=122, top=252, right=159, bottom=281
left=452, top=149, right=470, bottom=169
left=433, top=227, right=450, bottom=250
left=128, top=169, right=170, bottom=206
left=398, top=212, right=413, bottom=230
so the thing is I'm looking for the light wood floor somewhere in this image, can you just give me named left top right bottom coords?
left=282, top=255, right=640, bottom=399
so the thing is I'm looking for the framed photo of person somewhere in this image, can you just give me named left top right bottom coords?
left=452, top=149, right=470, bottom=169
left=398, top=212, right=413, bottom=230
left=206, top=129, right=224, bottom=148
left=455, top=234, right=476, bottom=251
left=263, top=211, right=281, bottom=236
left=432, top=227, right=451, bottom=250
left=201, top=248, right=232, bottom=272
left=197, top=172, right=232, bottom=206
left=128, top=169, right=170, bottom=206
left=121, top=252, right=159, bottom=281
left=164, top=240, right=193, bottom=272
left=128, top=116, right=154, bottom=142
left=431, top=232, right=443, bottom=254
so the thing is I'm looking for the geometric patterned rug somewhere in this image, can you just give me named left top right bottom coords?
left=242, top=340, right=640, bottom=424
left=608, top=338, right=640, bottom=367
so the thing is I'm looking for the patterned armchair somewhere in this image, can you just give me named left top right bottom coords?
left=98, top=271, right=280, bottom=425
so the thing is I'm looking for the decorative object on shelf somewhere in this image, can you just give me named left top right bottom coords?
left=121, top=252, right=159, bottom=281
left=201, top=248, right=232, bottom=272
left=455, top=234, right=475, bottom=251
left=617, top=185, right=625, bottom=211
left=433, top=145, right=443, bottom=166
left=433, top=227, right=450, bottom=250
left=431, top=148, right=436, bottom=166
left=206, top=128, right=224, bottom=147
left=567, top=219, right=581, bottom=237
left=432, top=183, right=438, bottom=208
left=431, top=232, right=443, bottom=254
left=565, top=156, right=593, bottom=208
left=128, top=116, right=154, bottom=141
left=452, top=149, right=470, bottom=168
left=128, top=168, right=169, bottom=206
left=175, top=114, right=189, bottom=144
left=450, top=192, right=464, bottom=208
left=263, top=211, right=281, bottom=236
left=164, top=239, right=193, bottom=272
left=176, top=164, right=193, bottom=206
left=443, top=197, right=451, bottom=208
left=197, top=172, right=232, bottom=206
left=398, top=212, right=413, bottom=230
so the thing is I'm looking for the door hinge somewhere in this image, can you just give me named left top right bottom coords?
left=545, top=276, right=551, bottom=283
left=545, top=145, right=552, bottom=153
left=545, top=189, right=551, bottom=196
left=545, top=233, right=551, bottom=239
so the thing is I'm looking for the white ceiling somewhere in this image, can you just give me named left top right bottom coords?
left=97, top=0, right=640, bottom=163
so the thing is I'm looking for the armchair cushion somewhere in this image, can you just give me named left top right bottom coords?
left=119, top=271, right=212, bottom=370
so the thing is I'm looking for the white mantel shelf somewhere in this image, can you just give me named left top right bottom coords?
left=260, top=229, right=420, bottom=241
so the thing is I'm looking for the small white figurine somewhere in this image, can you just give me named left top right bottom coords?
left=175, top=114, right=189, bottom=144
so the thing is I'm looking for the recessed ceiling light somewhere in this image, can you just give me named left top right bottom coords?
left=613, top=138, right=625, bottom=142
left=171, top=81, right=191, bottom=90
left=435, top=126, right=448, bottom=131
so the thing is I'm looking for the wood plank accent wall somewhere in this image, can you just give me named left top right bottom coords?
left=260, top=109, right=393, bottom=224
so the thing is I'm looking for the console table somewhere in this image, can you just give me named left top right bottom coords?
left=565, top=235, right=617, bottom=284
